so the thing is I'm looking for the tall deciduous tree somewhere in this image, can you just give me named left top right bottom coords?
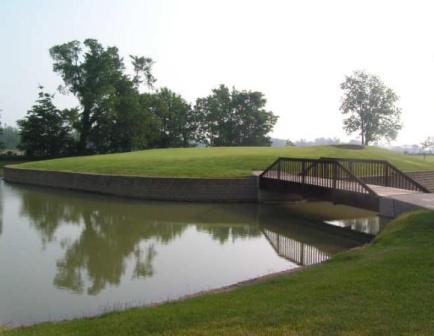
left=106, top=77, right=160, bottom=152
left=420, top=137, right=434, bottom=159
left=49, top=39, right=155, bottom=153
left=340, top=71, right=402, bottom=145
left=17, top=88, right=75, bottom=158
left=141, top=88, right=197, bottom=147
left=195, top=85, right=278, bottom=146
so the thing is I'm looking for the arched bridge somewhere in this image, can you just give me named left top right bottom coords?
left=259, top=157, right=430, bottom=211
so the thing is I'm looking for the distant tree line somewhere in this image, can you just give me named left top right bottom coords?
left=17, top=39, right=278, bottom=158
left=0, top=111, right=20, bottom=151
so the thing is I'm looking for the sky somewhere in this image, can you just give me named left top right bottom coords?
left=1, top=0, right=434, bottom=145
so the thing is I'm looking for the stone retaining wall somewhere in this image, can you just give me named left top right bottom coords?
left=3, top=167, right=258, bottom=202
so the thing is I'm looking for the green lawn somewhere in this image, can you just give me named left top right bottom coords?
left=4, top=210, right=434, bottom=335
left=11, top=146, right=434, bottom=177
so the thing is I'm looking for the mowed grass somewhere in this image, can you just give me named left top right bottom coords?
left=12, top=146, right=434, bottom=177
left=5, top=210, right=434, bottom=335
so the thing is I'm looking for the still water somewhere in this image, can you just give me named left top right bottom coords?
left=0, top=181, right=380, bottom=325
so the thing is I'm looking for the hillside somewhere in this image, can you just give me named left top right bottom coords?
left=12, top=146, right=434, bottom=178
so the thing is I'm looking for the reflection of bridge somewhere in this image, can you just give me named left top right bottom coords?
left=262, top=228, right=330, bottom=266
left=259, top=158, right=430, bottom=211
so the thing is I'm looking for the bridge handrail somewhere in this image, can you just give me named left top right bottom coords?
left=334, top=161, right=376, bottom=195
left=260, top=157, right=376, bottom=195
left=320, top=157, right=430, bottom=193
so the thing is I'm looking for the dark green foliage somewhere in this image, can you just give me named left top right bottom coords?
left=130, top=55, right=156, bottom=89
left=195, top=85, right=278, bottom=146
left=340, top=70, right=402, bottom=145
left=49, top=39, right=156, bottom=153
left=17, top=88, right=75, bottom=158
left=0, top=111, right=4, bottom=150
left=22, top=39, right=278, bottom=156
left=141, top=88, right=198, bottom=148
left=110, top=79, right=160, bottom=152
left=0, top=126, right=21, bottom=149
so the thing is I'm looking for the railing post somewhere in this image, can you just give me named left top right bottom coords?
left=332, top=161, right=337, bottom=190
left=277, top=159, right=281, bottom=180
left=385, top=163, right=389, bottom=186
left=302, top=161, right=306, bottom=184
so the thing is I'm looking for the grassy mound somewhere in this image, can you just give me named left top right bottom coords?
left=12, top=146, right=434, bottom=178
left=5, top=210, right=434, bottom=335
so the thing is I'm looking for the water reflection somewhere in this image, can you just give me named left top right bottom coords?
left=0, top=182, right=380, bottom=324
left=325, top=216, right=387, bottom=235
left=16, top=186, right=376, bottom=295
left=262, top=228, right=330, bottom=265
left=17, top=187, right=264, bottom=295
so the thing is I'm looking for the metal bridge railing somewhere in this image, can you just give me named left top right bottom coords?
left=320, top=157, right=430, bottom=193
left=260, top=157, right=375, bottom=195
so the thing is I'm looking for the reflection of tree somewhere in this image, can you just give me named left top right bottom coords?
left=18, top=190, right=189, bottom=295
left=19, top=190, right=82, bottom=245
left=196, top=224, right=261, bottom=244
left=16, top=187, right=262, bottom=295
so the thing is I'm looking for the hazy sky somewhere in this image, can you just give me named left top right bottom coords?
left=1, top=0, right=434, bottom=144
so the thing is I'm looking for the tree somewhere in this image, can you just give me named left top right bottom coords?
left=0, top=125, right=21, bottom=149
left=286, top=139, right=295, bottom=146
left=141, top=88, right=198, bottom=148
left=194, top=85, right=278, bottom=146
left=130, top=55, right=156, bottom=89
left=0, top=110, right=4, bottom=150
left=107, top=77, right=160, bottom=152
left=420, top=137, right=434, bottom=159
left=340, top=71, right=402, bottom=145
left=49, top=39, right=155, bottom=153
left=17, top=87, right=75, bottom=158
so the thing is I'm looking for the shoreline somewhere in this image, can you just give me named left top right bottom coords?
left=4, top=243, right=368, bottom=328
left=3, top=167, right=259, bottom=203
left=4, top=266, right=307, bottom=328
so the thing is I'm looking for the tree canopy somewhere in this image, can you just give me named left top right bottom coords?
left=17, top=87, right=75, bottom=158
left=340, top=70, right=402, bottom=145
left=141, top=88, right=198, bottom=148
left=18, top=39, right=278, bottom=157
left=0, top=125, right=20, bottom=149
left=49, top=39, right=155, bottom=153
left=194, top=85, right=278, bottom=146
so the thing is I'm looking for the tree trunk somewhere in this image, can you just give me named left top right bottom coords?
left=78, top=108, right=91, bottom=153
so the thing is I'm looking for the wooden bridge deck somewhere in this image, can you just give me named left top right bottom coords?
left=368, top=185, right=420, bottom=197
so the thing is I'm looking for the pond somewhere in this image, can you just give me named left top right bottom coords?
left=0, top=181, right=382, bottom=325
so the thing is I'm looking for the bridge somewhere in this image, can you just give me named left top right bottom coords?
left=259, top=157, right=431, bottom=211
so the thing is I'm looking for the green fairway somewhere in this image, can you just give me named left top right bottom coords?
left=5, top=210, right=434, bottom=335
left=11, top=146, right=434, bottom=177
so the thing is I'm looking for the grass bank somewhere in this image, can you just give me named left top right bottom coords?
left=5, top=210, right=434, bottom=335
left=11, top=146, right=434, bottom=177
left=0, top=160, right=27, bottom=176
